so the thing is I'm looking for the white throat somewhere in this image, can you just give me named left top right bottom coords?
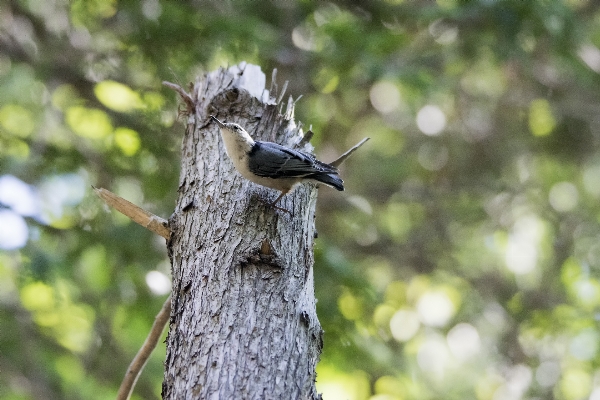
left=219, top=127, right=254, bottom=164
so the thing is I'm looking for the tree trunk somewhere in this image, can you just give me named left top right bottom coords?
left=162, top=63, right=323, bottom=400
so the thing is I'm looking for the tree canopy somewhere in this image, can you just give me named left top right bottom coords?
left=2, top=1, right=600, bottom=399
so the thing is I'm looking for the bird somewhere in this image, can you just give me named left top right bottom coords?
left=210, top=115, right=344, bottom=214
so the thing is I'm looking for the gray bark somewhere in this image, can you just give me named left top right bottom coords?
left=162, top=63, right=323, bottom=400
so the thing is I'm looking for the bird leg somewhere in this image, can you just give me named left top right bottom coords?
left=259, top=192, right=291, bottom=215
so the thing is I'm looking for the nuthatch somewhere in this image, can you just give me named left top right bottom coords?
left=210, top=115, right=343, bottom=214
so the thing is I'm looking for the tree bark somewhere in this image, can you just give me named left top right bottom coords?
left=162, top=63, right=323, bottom=400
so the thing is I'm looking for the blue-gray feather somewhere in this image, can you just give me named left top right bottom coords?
left=248, top=141, right=344, bottom=191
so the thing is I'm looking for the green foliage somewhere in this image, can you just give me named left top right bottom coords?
left=2, top=0, right=600, bottom=399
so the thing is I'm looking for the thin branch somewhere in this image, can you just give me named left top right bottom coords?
left=163, top=81, right=195, bottom=112
left=116, top=295, right=172, bottom=400
left=92, top=187, right=171, bottom=239
left=329, top=137, right=370, bottom=168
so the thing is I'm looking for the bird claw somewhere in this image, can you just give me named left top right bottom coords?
left=256, top=196, right=292, bottom=216
left=271, top=204, right=292, bottom=216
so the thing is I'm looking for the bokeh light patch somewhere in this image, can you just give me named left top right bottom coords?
left=416, top=105, right=446, bottom=136
left=145, top=270, right=171, bottom=295
left=417, top=290, right=455, bottom=327
left=446, top=323, right=481, bottom=361
left=0, top=210, right=28, bottom=250
left=389, top=309, right=420, bottom=342
left=548, top=181, right=578, bottom=212
left=370, top=81, right=400, bottom=114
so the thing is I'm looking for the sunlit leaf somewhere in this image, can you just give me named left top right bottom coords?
left=0, top=104, right=35, bottom=138
left=529, top=99, right=556, bottom=137
left=114, top=127, right=141, bottom=156
left=94, top=81, right=144, bottom=113
left=66, top=106, right=113, bottom=139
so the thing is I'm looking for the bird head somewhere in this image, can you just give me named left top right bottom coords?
left=210, top=115, right=250, bottom=138
left=210, top=115, right=255, bottom=145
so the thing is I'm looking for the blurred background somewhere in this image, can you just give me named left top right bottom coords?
left=2, top=0, right=600, bottom=399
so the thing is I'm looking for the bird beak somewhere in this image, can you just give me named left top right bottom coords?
left=210, top=115, right=225, bottom=128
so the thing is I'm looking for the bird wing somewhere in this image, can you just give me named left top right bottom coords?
left=248, top=141, right=337, bottom=179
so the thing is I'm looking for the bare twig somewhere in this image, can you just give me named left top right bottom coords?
left=163, top=81, right=195, bottom=112
left=116, top=295, right=172, bottom=400
left=329, top=137, right=370, bottom=168
left=92, top=187, right=171, bottom=239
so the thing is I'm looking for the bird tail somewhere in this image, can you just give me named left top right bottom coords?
left=312, top=172, right=344, bottom=191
